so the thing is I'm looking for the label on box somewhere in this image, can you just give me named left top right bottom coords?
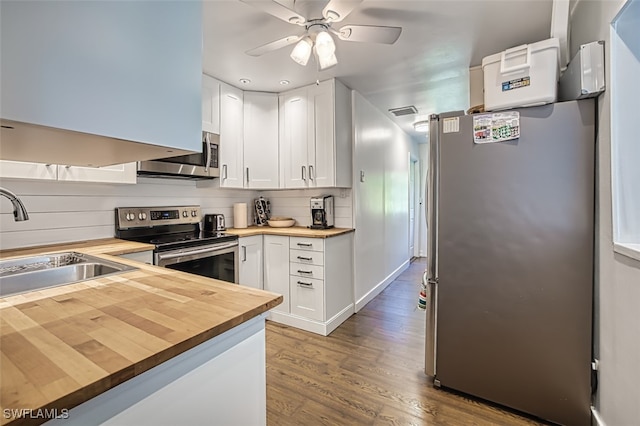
left=501, top=76, right=530, bottom=92
left=473, top=112, right=520, bottom=144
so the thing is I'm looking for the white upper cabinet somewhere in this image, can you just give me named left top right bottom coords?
left=280, top=87, right=310, bottom=189
left=243, top=92, right=279, bottom=189
left=0, top=161, right=136, bottom=184
left=219, top=83, right=244, bottom=189
left=0, top=1, right=202, bottom=165
left=279, top=79, right=352, bottom=189
left=57, top=163, right=137, bottom=184
left=202, top=74, right=220, bottom=134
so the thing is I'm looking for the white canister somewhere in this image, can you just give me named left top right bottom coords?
left=233, top=203, right=248, bottom=229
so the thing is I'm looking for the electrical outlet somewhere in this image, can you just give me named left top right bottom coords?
left=340, top=189, right=347, bottom=198
left=360, top=170, right=365, bottom=182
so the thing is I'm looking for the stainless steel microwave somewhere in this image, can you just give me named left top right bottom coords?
left=137, top=131, right=220, bottom=179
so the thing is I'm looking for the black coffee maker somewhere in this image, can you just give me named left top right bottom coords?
left=310, top=195, right=334, bottom=229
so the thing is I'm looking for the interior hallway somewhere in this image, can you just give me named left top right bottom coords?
left=265, top=258, right=546, bottom=425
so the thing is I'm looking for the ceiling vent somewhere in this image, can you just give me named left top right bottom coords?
left=388, top=105, right=418, bottom=117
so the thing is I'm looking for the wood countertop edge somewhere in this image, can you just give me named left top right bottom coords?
left=20, top=296, right=283, bottom=426
left=0, top=239, right=283, bottom=425
left=1, top=293, right=283, bottom=426
left=225, top=227, right=355, bottom=238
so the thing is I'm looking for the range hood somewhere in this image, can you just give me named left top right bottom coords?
left=0, top=120, right=197, bottom=167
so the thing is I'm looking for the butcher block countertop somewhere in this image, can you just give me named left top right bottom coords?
left=225, top=226, right=354, bottom=238
left=0, top=239, right=282, bottom=425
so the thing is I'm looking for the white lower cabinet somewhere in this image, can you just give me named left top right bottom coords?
left=264, top=233, right=354, bottom=336
left=263, top=235, right=290, bottom=314
left=239, top=235, right=263, bottom=290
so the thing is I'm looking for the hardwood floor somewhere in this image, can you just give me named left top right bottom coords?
left=265, top=258, right=547, bottom=425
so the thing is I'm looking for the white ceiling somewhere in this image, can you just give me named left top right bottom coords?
left=203, top=0, right=553, bottom=143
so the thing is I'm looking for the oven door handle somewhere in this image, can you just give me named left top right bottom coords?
left=157, top=242, right=238, bottom=261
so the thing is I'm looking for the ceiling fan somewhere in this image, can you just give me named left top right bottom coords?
left=240, top=0, right=402, bottom=70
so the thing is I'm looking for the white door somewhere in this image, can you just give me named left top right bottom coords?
left=57, top=163, right=137, bottom=184
left=0, top=161, right=58, bottom=180
left=308, top=80, right=335, bottom=188
left=239, top=235, right=264, bottom=289
left=409, top=158, right=417, bottom=258
left=263, top=235, right=290, bottom=313
left=219, top=83, right=244, bottom=188
left=202, top=74, right=220, bottom=134
left=280, top=88, right=308, bottom=188
left=244, top=92, right=279, bottom=189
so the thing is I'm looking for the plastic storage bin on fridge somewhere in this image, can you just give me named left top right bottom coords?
left=482, top=38, right=560, bottom=111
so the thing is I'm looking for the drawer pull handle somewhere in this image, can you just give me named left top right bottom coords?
left=297, top=256, right=312, bottom=261
left=297, top=270, right=313, bottom=275
left=297, top=281, right=313, bottom=288
left=297, top=243, right=313, bottom=247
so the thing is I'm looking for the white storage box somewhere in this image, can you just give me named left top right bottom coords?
left=482, top=38, right=560, bottom=111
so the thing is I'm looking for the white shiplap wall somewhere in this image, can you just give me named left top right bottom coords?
left=0, top=177, right=258, bottom=249
left=258, top=188, right=353, bottom=228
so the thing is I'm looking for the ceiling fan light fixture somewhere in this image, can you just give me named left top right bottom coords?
left=314, top=30, right=336, bottom=59
left=317, top=52, right=338, bottom=70
left=290, top=37, right=312, bottom=66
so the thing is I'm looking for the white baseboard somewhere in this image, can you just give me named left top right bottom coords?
left=355, top=260, right=410, bottom=312
left=591, top=406, right=606, bottom=426
left=267, top=304, right=354, bottom=336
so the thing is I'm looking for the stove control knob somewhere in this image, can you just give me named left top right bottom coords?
left=182, top=211, right=188, bottom=218
left=138, top=212, right=147, bottom=221
left=126, top=212, right=134, bottom=221
left=191, top=210, right=197, bottom=217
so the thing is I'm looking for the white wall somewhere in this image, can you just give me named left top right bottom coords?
left=259, top=188, right=353, bottom=229
left=352, top=91, right=421, bottom=311
left=0, top=178, right=257, bottom=250
left=570, top=1, right=640, bottom=425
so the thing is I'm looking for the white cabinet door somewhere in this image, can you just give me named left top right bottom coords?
left=307, top=80, right=335, bottom=188
left=244, top=92, right=279, bottom=189
left=263, top=235, right=290, bottom=314
left=219, top=83, right=244, bottom=188
left=57, top=163, right=137, bottom=184
left=0, top=161, right=58, bottom=180
left=289, top=276, right=324, bottom=321
left=202, top=74, right=220, bottom=134
left=280, top=89, right=309, bottom=189
left=239, top=235, right=263, bottom=290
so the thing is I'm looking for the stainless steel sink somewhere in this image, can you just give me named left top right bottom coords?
left=0, top=252, right=137, bottom=297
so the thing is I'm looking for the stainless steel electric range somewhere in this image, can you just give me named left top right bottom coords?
left=115, top=206, right=238, bottom=284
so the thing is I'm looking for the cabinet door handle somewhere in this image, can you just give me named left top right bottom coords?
left=223, top=164, right=228, bottom=179
left=297, top=256, right=312, bottom=261
left=309, top=165, right=314, bottom=181
left=242, top=246, right=247, bottom=262
left=297, top=242, right=313, bottom=247
left=297, top=270, right=313, bottom=275
left=297, top=281, right=313, bottom=288
left=204, top=132, right=212, bottom=172
left=246, top=167, right=250, bottom=183
left=301, top=165, right=306, bottom=181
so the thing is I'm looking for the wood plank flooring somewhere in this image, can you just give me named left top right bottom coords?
left=265, top=258, right=547, bottom=425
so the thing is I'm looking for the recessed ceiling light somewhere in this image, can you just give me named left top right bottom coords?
left=279, top=80, right=290, bottom=85
left=239, top=78, right=251, bottom=84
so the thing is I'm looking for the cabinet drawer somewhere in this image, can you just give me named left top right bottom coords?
left=290, top=237, right=324, bottom=252
left=289, top=249, right=324, bottom=266
left=290, top=276, right=324, bottom=321
left=290, top=263, right=324, bottom=280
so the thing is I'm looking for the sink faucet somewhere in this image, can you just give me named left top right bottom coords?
left=0, top=187, right=29, bottom=221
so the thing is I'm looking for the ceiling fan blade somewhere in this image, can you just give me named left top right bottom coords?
left=240, top=0, right=306, bottom=25
left=246, top=35, right=302, bottom=57
left=335, top=25, right=402, bottom=44
left=322, top=0, right=363, bottom=23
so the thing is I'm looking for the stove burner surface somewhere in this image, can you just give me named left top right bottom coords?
left=149, top=234, right=197, bottom=245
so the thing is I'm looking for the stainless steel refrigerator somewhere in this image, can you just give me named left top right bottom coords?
left=424, top=99, right=595, bottom=425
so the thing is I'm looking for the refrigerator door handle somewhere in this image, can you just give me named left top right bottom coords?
left=425, top=114, right=440, bottom=377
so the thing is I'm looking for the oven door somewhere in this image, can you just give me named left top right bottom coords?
left=155, top=241, right=238, bottom=284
